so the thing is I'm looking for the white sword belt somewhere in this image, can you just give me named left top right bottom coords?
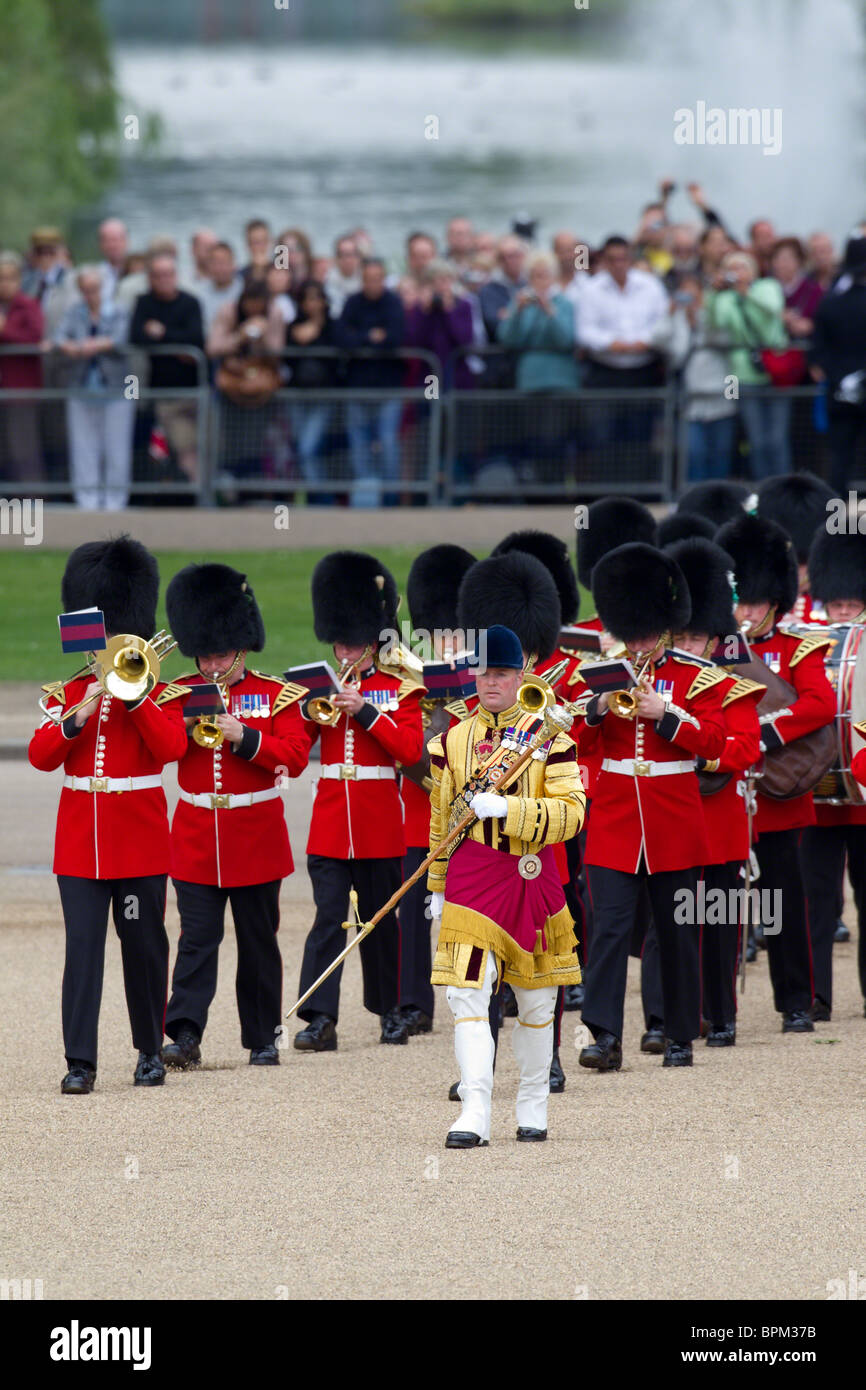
left=179, top=788, right=282, bottom=809
left=318, top=764, right=396, bottom=780
left=601, top=758, right=697, bottom=778
left=63, top=775, right=162, bottom=793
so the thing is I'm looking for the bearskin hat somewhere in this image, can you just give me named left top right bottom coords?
left=311, top=551, right=399, bottom=646
left=592, top=543, right=691, bottom=644
left=406, top=545, right=476, bottom=634
left=657, top=511, right=716, bottom=548
left=715, top=513, right=798, bottom=615
left=61, top=535, right=158, bottom=639
left=756, top=471, right=836, bottom=562
left=664, top=538, right=737, bottom=640
left=676, top=481, right=749, bottom=528
left=808, top=529, right=866, bottom=606
left=576, top=497, right=657, bottom=590
left=166, top=564, right=265, bottom=657
left=457, top=551, right=560, bottom=662
left=492, top=529, right=578, bottom=623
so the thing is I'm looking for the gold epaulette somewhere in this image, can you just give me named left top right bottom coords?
left=272, top=681, right=307, bottom=716
left=444, top=698, right=472, bottom=721
left=786, top=632, right=834, bottom=668
left=852, top=720, right=866, bottom=743
left=156, top=682, right=193, bottom=706
left=722, top=676, right=766, bottom=707
left=40, top=679, right=67, bottom=709
left=397, top=676, right=427, bottom=702
left=250, top=669, right=286, bottom=684
left=684, top=663, right=728, bottom=700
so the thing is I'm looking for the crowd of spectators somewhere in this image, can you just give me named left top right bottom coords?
left=2, top=179, right=866, bottom=505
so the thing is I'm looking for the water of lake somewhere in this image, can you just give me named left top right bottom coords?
left=104, top=0, right=865, bottom=271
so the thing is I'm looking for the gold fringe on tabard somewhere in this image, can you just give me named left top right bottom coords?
left=431, top=901, right=581, bottom=990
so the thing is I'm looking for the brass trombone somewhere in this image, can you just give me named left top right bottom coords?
left=39, top=630, right=177, bottom=724
left=306, top=646, right=373, bottom=726
left=192, top=682, right=230, bottom=749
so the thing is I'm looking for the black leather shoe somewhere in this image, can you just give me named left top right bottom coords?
left=134, top=1052, right=165, bottom=1086
left=578, top=1030, right=622, bottom=1072
left=502, top=984, right=518, bottom=1018
left=810, top=999, right=831, bottom=1022
left=549, top=1048, right=565, bottom=1093
left=162, top=1028, right=201, bottom=1070
left=516, top=1127, right=547, bottom=1142
left=401, top=1005, right=433, bottom=1036
left=663, top=1040, right=693, bottom=1067
left=448, top=1080, right=461, bottom=1102
left=445, top=1131, right=488, bottom=1149
left=293, top=1014, right=337, bottom=1052
left=250, top=1044, right=280, bottom=1065
left=782, top=1010, right=814, bottom=1033
left=640, top=1025, right=665, bottom=1054
left=380, top=1007, right=409, bottom=1045
left=61, top=1061, right=95, bottom=1095
left=563, top=983, right=584, bottom=1011
left=706, top=1023, right=736, bottom=1047
left=834, top=919, right=850, bottom=943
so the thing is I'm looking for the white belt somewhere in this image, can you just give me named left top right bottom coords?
left=601, top=758, right=696, bottom=778
left=179, top=787, right=282, bottom=810
left=319, top=764, right=396, bottom=781
left=64, top=775, right=162, bottom=793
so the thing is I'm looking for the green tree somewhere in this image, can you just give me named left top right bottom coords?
left=0, top=0, right=118, bottom=247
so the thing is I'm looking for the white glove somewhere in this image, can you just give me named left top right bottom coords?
left=430, top=892, right=445, bottom=920
left=471, top=791, right=508, bottom=820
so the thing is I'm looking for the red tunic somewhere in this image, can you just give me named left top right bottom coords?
left=29, top=677, right=188, bottom=879
left=700, top=676, right=764, bottom=864
left=170, top=670, right=312, bottom=888
left=852, top=725, right=866, bottom=787
left=574, top=651, right=727, bottom=873
left=306, top=667, right=424, bottom=860
left=401, top=775, right=431, bottom=850
left=782, top=591, right=824, bottom=625
left=748, top=627, right=836, bottom=834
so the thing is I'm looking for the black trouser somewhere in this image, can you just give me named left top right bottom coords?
left=641, top=860, right=743, bottom=1029
left=584, top=863, right=701, bottom=1043
left=166, top=879, right=282, bottom=1050
left=754, top=828, right=813, bottom=1014
left=56, top=874, right=168, bottom=1068
left=827, top=402, right=866, bottom=494
left=800, top=823, right=866, bottom=1010
left=398, top=845, right=435, bottom=1018
left=298, top=855, right=401, bottom=1023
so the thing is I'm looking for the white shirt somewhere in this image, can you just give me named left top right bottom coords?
left=578, top=268, right=669, bottom=368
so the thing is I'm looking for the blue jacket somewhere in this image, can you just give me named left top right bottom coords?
left=497, top=294, right=579, bottom=392
left=338, top=289, right=405, bottom=387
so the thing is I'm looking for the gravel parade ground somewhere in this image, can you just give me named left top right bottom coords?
left=2, top=755, right=864, bottom=1303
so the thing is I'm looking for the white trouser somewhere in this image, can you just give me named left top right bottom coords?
left=447, top=953, right=497, bottom=1142
left=511, top=983, right=557, bottom=1131
left=447, top=956, right=558, bottom=1138
left=66, top=397, right=135, bottom=510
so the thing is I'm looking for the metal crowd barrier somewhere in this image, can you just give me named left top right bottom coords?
left=0, top=339, right=849, bottom=505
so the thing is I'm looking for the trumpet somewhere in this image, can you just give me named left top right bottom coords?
left=608, top=650, right=656, bottom=719
left=306, top=646, right=373, bottom=726
left=39, top=630, right=177, bottom=724
left=192, top=682, right=230, bottom=749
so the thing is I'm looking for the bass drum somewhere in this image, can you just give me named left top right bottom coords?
left=797, top=623, right=866, bottom=807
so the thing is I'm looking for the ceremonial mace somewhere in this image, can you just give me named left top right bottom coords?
left=286, top=699, right=574, bottom=1023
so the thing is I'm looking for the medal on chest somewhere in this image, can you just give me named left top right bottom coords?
left=366, top=687, right=399, bottom=713
left=761, top=651, right=781, bottom=674
left=231, top=691, right=271, bottom=719
left=654, top=679, right=674, bottom=701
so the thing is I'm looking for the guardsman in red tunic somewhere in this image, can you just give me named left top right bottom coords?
left=293, top=552, right=425, bottom=1052
left=755, top=472, right=835, bottom=625
left=28, top=537, right=188, bottom=1094
left=397, top=544, right=476, bottom=1038
left=640, top=538, right=765, bottom=1050
left=799, top=527, right=866, bottom=1019
left=716, top=513, right=836, bottom=1032
left=573, top=543, right=728, bottom=1070
left=160, top=564, right=312, bottom=1070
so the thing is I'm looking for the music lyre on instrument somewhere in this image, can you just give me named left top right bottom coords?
left=39, top=631, right=177, bottom=724
left=306, top=646, right=373, bottom=726
left=191, top=651, right=245, bottom=749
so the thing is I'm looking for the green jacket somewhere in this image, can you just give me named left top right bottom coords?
left=497, top=294, right=579, bottom=392
left=705, top=279, right=788, bottom=385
